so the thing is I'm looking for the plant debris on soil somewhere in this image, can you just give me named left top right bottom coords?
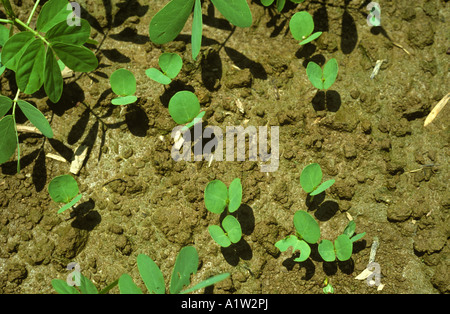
left=0, top=0, right=449, bottom=294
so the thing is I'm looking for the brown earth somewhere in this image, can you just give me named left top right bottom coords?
left=0, top=0, right=449, bottom=294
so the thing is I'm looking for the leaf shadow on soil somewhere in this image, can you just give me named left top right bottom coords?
left=312, top=90, right=342, bottom=112
left=70, top=198, right=102, bottom=231
left=219, top=204, right=255, bottom=267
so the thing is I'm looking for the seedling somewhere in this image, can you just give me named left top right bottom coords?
left=52, top=273, right=118, bottom=294
left=289, top=11, right=322, bottom=45
left=118, top=246, right=230, bottom=294
left=204, top=178, right=243, bottom=247
left=306, top=58, right=339, bottom=90
left=261, top=0, right=305, bottom=12
left=48, top=174, right=82, bottom=214
left=169, top=90, right=205, bottom=130
left=145, top=52, right=182, bottom=85
left=109, top=68, right=137, bottom=105
left=300, top=163, right=335, bottom=196
left=149, top=0, right=252, bottom=60
left=275, top=210, right=320, bottom=262
left=318, top=220, right=366, bottom=262
left=322, top=277, right=334, bottom=294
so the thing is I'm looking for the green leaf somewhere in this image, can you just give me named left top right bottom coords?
left=17, top=100, right=53, bottom=138
left=228, top=178, right=242, bottom=213
left=204, top=179, right=228, bottom=214
left=170, top=246, right=198, bottom=294
left=289, top=11, right=314, bottom=41
left=110, top=68, right=136, bottom=96
left=51, top=279, right=80, bottom=294
left=0, top=115, right=17, bottom=165
left=51, top=43, right=98, bottom=72
left=118, top=273, right=143, bottom=294
left=192, top=0, right=203, bottom=60
left=57, top=193, right=82, bottom=214
left=323, top=58, right=338, bottom=90
left=149, top=0, right=195, bottom=44
left=184, top=111, right=205, bottom=130
left=293, top=210, right=320, bottom=244
left=299, top=31, right=322, bottom=45
left=335, top=234, right=353, bottom=261
left=44, top=47, right=63, bottom=103
left=350, top=232, right=366, bottom=243
left=261, top=0, right=275, bottom=6
left=222, top=215, right=242, bottom=243
left=145, top=68, right=172, bottom=85
left=275, top=235, right=311, bottom=262
left=180, top=273, right=230, bottom=294
left=16, top=39, right=46, bottom=94
left=300, top=163, right=322, bottom=194
left=0, top=95, right=13, bottom=117
left=318, top=239, right=336, bottom=262
left=306, top=61, right=324, bottom=90
left=210, top=0, right=253, bottom=28
left=310, top=179, right=335, bottom=196
left=111, top=96, right=137, bottom=106
left=0, top=24, right=10, bottom=47
left=276, top=0, right=286, bottom=12
left=137, top=254, right=166, bottom=294
left=158, top=53, right=182, bottom=79
left=48, top=174, right=79, bottom=204
left=168, top=91, right=200, bottom=125
left=79, top=274, right=98, bottom=294
left=1, top=31, right=34, bottom=71
left=208, top=225, right=232, bottom=247
left=343, top=221, right=356, bottom=238
left=36, top=0, right=71, bottom=33
left=45, top=19, right=91, bottom=46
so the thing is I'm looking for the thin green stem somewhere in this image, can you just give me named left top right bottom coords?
left=26, top=0, right=41, bottom=25
left=0, top=18, right=13, bottom=24
left=11, top=90, right=21, bottom=173
left=14, top=18, right=50, bottom=45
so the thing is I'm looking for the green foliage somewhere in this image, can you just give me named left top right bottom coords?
left=118, top=246, right=230, bottom=294
left=306, top=58, right=339, bottom=90
left=1, top=0, right=97, bottom=103
left=289, top=11, right=322, bottom=45
left=204, top=178, right=243, bottom=247
left=48, top=174, right=83, bottom=214
left=300, top=163, right=335, bottom=196
left=149, top=0, right=252, bottom=60
left=109, top=68, right=137, bottom=105
left=261, top=0, right=305, bottom=12
left=52, top=274, right=118, bottom=294
left=168, top=90, right=201, bottom=125
left=145, top=52, right=182, bottom=85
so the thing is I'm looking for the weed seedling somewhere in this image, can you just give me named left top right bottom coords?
left=204, top=178, right=243, bottom=247
left=169, top=90, right=205, bottom=130
left=149, top=0, right=252, bottom=60
left=48, top=174, right=82, bottom=214
left=289, top=11, right=322, bottom=45
left=306, top=58, right=339, bottom=90
left=261, top=0, right=305, bottom=12
left=300, top=163, right=335, bottom=196
left=52, top=273, right=118, bottom=294
left=145, top=52, right=182, bottom=85
left=109, top=68, right=137, bottom=105
left=119, top=246, right=230, bottom=294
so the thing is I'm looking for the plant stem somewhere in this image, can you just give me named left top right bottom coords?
left=26, top=0, right=41, bottom=25
left=11, top=90, right=21, bottom=173
left=0, top=18, right=13, bottom=24
left=14, top=18, right=50, bottom=45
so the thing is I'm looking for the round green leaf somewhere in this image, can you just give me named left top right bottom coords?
left=318, top=239, right=336, bottom=262
left=289, top=11, right=314, bottom=41
left=17, top=100, right=53, bottom=138
left=159, top=53, right=182, bottom=79
left=204, top=180, right=228, bottom=214
left=293, top=240, right=311, bottom=262
left=118, top=273, right=143, bottom=294
left=48, top=174, right=79, bottom=204
left=110, top=68, right=136, bottom=96
left=145, top=68, right=172, bottom=85
left=261, top=0, right=275, bottom=6
left=293, top=210, right=320, bottom=244
left=137, top=254, right=165, bottom=294
left=300, top=163, right=322, bottom=194
left=170, top=246, right=199, bottom=294
left=228, top=178, right=242, bottom=213
left=323, top=58, right=338, bottom=90
left=306, top=62, right=324, bottom=90
left=275, top=235, right=311, bottom=262
left=222, top=215, right=242, bottom=243
left=0, top=115, right=17, bottom=165
left=210, top=0, right=253, bottom=28
left=335, top=234, right=353, bottom=261
left=149, top=0, right=195, bottom=44
left=168, top=91, right=200, bottom=125
left=208, top=225, right=232, bottom=247
left=310, top=179, right=335, bottom=196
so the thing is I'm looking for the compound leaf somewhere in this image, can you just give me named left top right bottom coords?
left=45, top=19, right=91, bottom=46
left=1, top=31, right=34, bottom=71
left=191, top=0, right=202, bottom=60
left=36, top=0, right=71, bottom=33
left=210, top=0, right=252, bottom=28
left=180, top=273, right=230, bottom=294
left=16, top=39, right=45, bottom=94
left=0, top=95, right=13, bottom=117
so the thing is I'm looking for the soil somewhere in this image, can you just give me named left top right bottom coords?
left=0, top=0, right=449, bottom=294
